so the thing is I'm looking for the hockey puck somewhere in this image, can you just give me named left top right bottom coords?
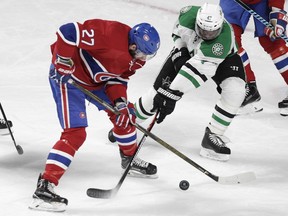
left=179, top=180, right=189, bottom=190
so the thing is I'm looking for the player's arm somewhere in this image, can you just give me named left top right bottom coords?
left=268, top=0, right=285, bottom=10
left=50, top=23, right=79, bottom=83
left=169, top=55, right=218, bottom=93
left=105, top=76, right=137, bottom=130
left=171, top=36, right=191, bottom=72
left=150, top=36, right=189, bottom=123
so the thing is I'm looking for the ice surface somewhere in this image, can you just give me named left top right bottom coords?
left=0, top=0, right=287, bottom=215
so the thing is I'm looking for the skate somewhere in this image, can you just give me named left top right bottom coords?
left=278, top=96, right=288, bottom=116
left=0, top=118, right=12, bottom=135
left=29, top=174, right=68, bottom=212
left=238, top=82, right=263, bottom=115
left=108, top=128, right=116, bottom=143
left=120, top=150, right=158, bottom=179
left=200, top=127, right=231, bottom=162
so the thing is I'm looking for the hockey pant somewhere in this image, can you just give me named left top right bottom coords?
left=233, top=24, right=288, bottom=84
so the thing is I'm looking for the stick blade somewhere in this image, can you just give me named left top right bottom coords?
left=87, top=188, right=117, bottom=199
left=218, top=171, right=256, bottom=185
left=16, top=145, right=24, bottom=155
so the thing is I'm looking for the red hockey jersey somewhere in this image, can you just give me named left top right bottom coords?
left=50, top=19, right=146, bottom=102
left=241, top=0, right=284, bottom=9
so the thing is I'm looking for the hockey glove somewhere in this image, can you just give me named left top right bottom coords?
left=151, top=85, right=183, bottom=123
left=113, top=98, right=136, bottom=130
left=49, top=67, right=72, bottom=83
left=265, top=9, right=288, bottom=41
left=50, top=54, right=75, bottom=83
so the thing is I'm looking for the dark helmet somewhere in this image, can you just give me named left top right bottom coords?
left=129, top=23, right=160, bottom=55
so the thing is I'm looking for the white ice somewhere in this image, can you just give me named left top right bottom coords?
left=0, top=0, right=287, bottom=215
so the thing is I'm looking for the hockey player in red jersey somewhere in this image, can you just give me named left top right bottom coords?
left=29, top=19, right=160, bottom=212
left=220, top=0, right=288, bottom=115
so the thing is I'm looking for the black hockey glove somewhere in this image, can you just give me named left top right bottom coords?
left=151, top=85, right=183, bottom=123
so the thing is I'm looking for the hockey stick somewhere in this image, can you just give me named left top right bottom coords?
left=87, top=111, right=159, bottom=199
left=68, top=79, right=256, bottom=188
left=0, top=103, right=23, bottom=155
left=234, top=0, right=288, bottom=43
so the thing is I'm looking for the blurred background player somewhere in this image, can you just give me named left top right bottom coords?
left=29, top=19, right=160, bottom=212
left=113, top=3, right=246, bottom=162
left=220, top=0, right=288, bottom=116
left=0, top=118, right=13, bottom=135
left=0, top=102, right=13, bottom=136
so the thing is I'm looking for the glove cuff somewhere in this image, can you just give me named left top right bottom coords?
left=157, top=87, right=183, bottom=101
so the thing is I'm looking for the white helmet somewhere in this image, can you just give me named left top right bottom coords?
left=196, top=3, right=224, bottom=40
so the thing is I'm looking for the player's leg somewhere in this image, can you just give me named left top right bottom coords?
left=220, top=0, right=262, bottom=112
left=88, top=86, right=157, bottom=178
left=200, top=54, right=246, bottom=161
left=254, top=1, right=288, bottom=116
left=220, top=0, right=254, bottom=82
left=233, top=24, right=262, bottom=113
left=30, top=76, right=88, bottom=212
left=106, top=110, right=157, bottom=178
left=258, top=36, right=288, bottom=116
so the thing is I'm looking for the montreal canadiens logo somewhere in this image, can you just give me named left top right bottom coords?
left=212, top=43, right=224, bottom=56
left=94, top=72, right=119, bottom=83
left=79, top=112, right=86, bottom=119
left=143, top=34, right=150, bottom=41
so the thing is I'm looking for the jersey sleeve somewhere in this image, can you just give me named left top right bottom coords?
left=172, top=6, right=199, bottom=50
left=53, top=20, right=105, bottom=59
left=105, top=67, right=138, bottom=103
left=105, top=83, right=128, bottom=103
left=51, top=22, right=80, bottom=66
left=268, top=0, right=285, bottom=10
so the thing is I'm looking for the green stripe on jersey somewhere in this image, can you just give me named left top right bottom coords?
left=179, top=69, right=200, bottom=88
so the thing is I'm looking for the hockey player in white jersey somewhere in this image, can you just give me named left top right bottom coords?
left=110, top=3, right=247, bottom=162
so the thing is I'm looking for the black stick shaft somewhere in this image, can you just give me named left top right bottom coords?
left=0, top=103, right=23, bottom=155
left=86, top=112, right=158, bottom=198
left=68, top=80, right=219, bottom=182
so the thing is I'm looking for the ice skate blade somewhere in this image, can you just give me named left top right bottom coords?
left=279, top=107, right=288, bottom=116
left=237, top=102, right=263, bottom=115
left=0, top=128, right=12, bottom=136
left=28, top=198, right=67, bottom=212
left=125, top=169, right=159, bottom=179
left=200, top=148, right=229, bottom=162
